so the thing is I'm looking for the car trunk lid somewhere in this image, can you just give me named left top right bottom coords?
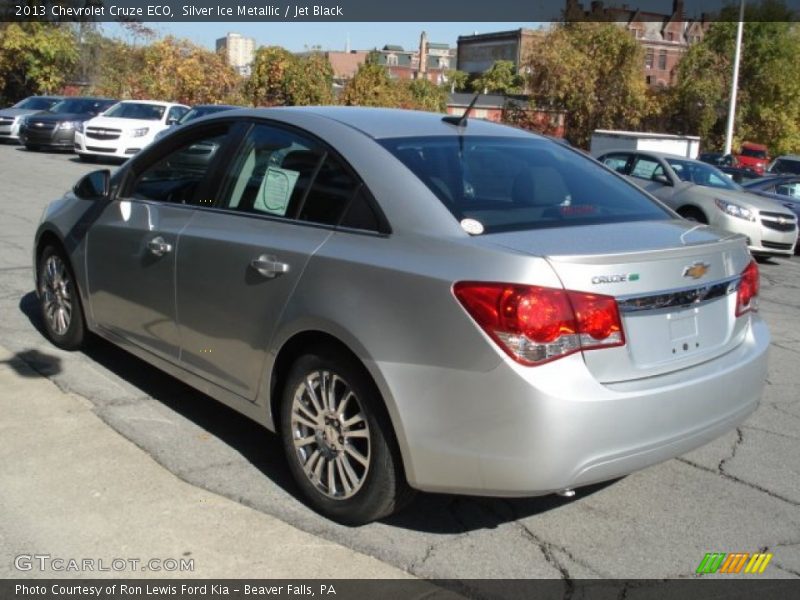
left=481, top=220, right=754, bottom=382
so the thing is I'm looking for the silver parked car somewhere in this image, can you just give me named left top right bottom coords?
left=35, top=108, right=769, bottom=524
left=598, top=150, right=798, bottom=257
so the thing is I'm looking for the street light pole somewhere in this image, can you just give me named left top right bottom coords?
left=723, top=0, right=746, bottom=156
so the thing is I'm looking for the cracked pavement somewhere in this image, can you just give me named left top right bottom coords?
left=0, top=143, right=798, bottom=581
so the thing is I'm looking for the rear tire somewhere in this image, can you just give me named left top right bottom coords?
left=678, top=207, right=708, bottom=224
left=279, top=346, right=413, bottom=525
left=37, top=245, right=86, bottom=350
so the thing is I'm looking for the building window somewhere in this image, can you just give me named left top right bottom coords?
left=645, top=48, right=654, bottom=69
left=658, top=49, right=667, bottom=70
left=666, top=32, right=674, bottom=42
left=387, top=53, right=398, bottom=66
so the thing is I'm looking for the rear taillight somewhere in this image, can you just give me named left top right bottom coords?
left=453, top=282, right=625, bottom=366
left=736, top=260, right=760, bottom=316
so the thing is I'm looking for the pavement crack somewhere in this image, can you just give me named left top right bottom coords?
left=718, top=427, right=744, bottom=473
left=742, top=424, right=799, bottom=441
left=677, top=457, right=799, bottom=506
left=517, top=522, right=576, bottom=594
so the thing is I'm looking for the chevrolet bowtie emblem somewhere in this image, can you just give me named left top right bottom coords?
left=683, top=262, right=710, bottom=279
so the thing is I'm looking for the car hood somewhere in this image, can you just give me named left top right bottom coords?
left=85, top=115, right=162, bottom=130
left=28, top=112, right=96, bottom=123
left=689, top=184, right=796, bottom=215
left=477, top=219, right=736, bottom=258
left=0, top=108, right=43, bottom=118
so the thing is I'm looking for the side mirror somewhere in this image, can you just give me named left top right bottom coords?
left=73, top=169, right=110, bottom=200
left=653, top=173, right=672, bottom=186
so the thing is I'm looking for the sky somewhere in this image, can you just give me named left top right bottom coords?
left=102, top=22, right=540, bottom=53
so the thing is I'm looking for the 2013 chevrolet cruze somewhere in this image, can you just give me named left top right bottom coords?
left=34, top=107, right=769, bottom=524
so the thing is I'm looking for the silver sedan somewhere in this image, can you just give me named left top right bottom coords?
left=597, top=150, right=798, bottom=257
left=34, top=108, right=769, bottom=524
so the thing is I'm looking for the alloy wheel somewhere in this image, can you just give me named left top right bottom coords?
left=40, top=254, right=73, bottom=336
left=289, top=370, right=371, bottom=500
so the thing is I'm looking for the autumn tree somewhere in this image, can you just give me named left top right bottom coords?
left=407, top=78, right=448, bottom=112
left=444, top=69, right=469, bottom=92
left=525, top=22, right=648, bottom=148
left=470, top=60, right=523, bottom=95
left=0, top=23, right=78, bottom=102
left=283, top=52, right=335, bottom=106
left=341, top=63, right=413, bottom=108
left=246, top=46, right=296, bottom=106
left=669, top=1, right=800, bottom=154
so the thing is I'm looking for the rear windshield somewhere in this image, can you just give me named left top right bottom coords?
left=740, top=147, right=768, bottom=159
left=379, top=136, right=671, bottom=233
left=771, top=158, right=800, bottom=175
left=104, top=103, right=166, bottom=121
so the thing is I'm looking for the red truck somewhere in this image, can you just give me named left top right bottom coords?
left=735, top=142, right=770, bottom=175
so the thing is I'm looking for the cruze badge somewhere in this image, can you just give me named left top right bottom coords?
left=683, top=262, right=710, bottom=279
left=592, top=273, right=640, bottom=284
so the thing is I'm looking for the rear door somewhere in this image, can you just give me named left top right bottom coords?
left=174, top=121, right=366, bottom=400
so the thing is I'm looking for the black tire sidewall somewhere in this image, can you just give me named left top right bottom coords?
left=38, top=245, right=86, bottom=350
left=279, top=349, right=404, bottom=525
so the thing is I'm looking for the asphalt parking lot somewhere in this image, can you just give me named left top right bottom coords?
left=0, top=142, right=798, bottom=581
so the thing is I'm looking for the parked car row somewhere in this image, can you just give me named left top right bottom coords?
left=0, top=95, right=241, bottom=162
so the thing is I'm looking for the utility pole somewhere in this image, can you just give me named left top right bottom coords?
left=723, top=0, right=745, bottom=156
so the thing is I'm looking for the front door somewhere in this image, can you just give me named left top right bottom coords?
left=86, top=124, right=234, bottom=361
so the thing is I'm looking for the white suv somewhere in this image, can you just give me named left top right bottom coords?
left=74, top=100, right=189, bottom=162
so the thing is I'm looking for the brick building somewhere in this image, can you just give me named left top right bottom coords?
left=565, top=0, right=710, bottom=87
left=446, top=93, right=567, bottom=137
left=456, top=28, right=543, bottom=77
left=372, top=32, right=456, bottom=84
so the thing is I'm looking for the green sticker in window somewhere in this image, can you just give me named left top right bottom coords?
left=254, top=167, right=299, bottom=216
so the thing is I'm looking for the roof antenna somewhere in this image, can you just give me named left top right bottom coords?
left=443, top=93, right=480, bottom=126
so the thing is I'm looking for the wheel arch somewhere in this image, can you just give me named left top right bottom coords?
left=268, top=328, right=415, bottom=484
left=676, top=204, right=709, bottom=223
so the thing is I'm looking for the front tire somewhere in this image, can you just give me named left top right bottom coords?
left=37, top=245, right=86, bottom=350
left=279, top=347, right=412, bottom=525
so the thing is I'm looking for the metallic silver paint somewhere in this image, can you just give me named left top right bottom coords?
left=34, top=107, right=770, bottom=498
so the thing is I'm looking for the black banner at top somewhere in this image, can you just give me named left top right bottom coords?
left=2, top=0, right=800, bottom=22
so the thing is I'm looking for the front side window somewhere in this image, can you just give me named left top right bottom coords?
left=665, top=158, right=739, bottom=190
left=104, top=103, right=166, bottom=121
left=127, top=128, right=229, bottom=205
left=775, top=181, right=800, bottom=198
left=380, top=136, right=671, bottom=233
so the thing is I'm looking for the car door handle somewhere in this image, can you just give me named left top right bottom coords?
left=146, top=236, right=173, bottom=257
left=250, top=255, right=290, bottom=278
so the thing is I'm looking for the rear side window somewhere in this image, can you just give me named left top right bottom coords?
left=220, top=123, right=381, bottom=231
left=380, top=136, right=670, bottom=233
left=601, top=154, right=630, bottom=174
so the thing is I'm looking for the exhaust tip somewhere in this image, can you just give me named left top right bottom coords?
left=557, top=488, right=576, bottom=498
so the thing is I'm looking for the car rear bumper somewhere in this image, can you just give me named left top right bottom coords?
left=380, top=316, right=769, bottom=496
